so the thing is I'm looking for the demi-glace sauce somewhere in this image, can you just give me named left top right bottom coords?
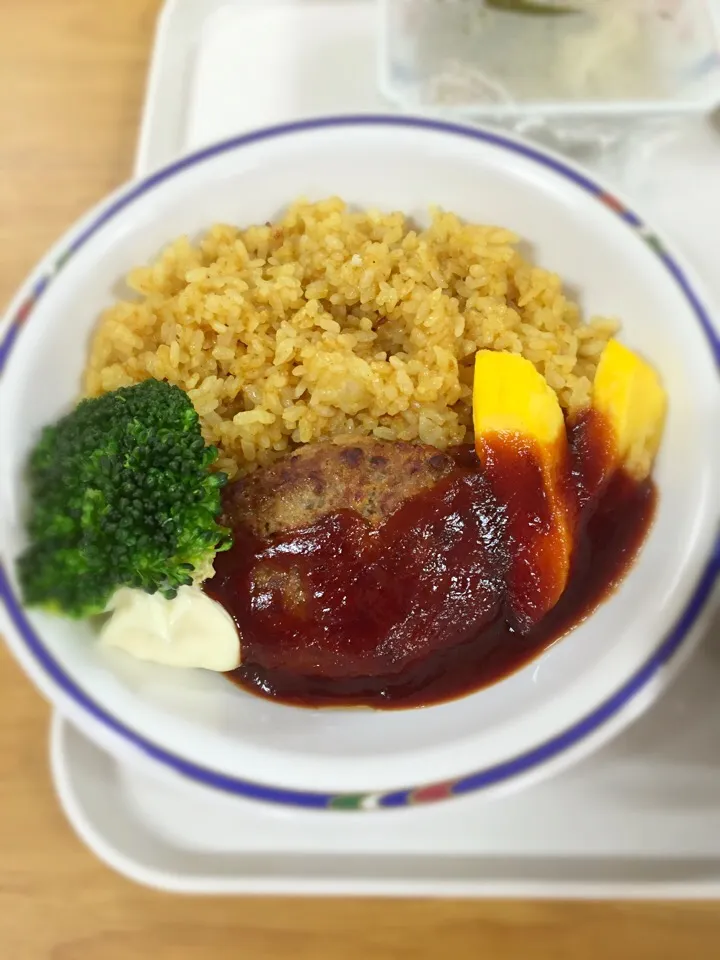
left=207, top=412, right=656, bottom=709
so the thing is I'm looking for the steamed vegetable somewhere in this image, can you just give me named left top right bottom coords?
left=592, top=338, right=667, bottom=481
left=18, top=378, right=231, bottom=618
left=473, top=349, right=571, bottom=632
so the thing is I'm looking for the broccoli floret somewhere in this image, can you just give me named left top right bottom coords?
left=17, top=378, right=232, bottom=618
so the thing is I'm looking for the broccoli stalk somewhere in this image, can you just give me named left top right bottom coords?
left=18, top=378, right=232, bottom=618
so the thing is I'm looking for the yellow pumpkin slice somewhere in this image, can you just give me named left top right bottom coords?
left=592, top=338, right=667, bottom=481
left=473, top=350, right=571, bottom=632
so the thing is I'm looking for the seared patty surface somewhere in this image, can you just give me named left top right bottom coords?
left=223, top=438, right=455, bottom=537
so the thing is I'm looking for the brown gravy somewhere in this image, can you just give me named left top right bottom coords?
left=207, top=413, right=656, bottom=709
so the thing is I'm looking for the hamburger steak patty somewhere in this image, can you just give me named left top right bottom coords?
left=212, top=439, right=505, bottom=681
left=222, top=438, right=455, bottom=536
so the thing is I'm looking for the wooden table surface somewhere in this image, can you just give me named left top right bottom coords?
left=1, top=1, right=720, bottom=957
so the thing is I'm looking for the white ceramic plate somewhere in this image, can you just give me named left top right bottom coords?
left=1, top=116, right=719, bottom=811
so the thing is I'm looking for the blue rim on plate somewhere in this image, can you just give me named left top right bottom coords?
left=1, top=115, right=719, bottom=811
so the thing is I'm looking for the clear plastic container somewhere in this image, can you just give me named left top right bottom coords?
left=379, top=0, right=720, bottom=146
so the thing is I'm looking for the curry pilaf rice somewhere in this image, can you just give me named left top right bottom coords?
left=84, top=197, right=617, bottom=478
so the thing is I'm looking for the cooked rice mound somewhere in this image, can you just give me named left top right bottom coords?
left=84, top=197, right=618, bottom=479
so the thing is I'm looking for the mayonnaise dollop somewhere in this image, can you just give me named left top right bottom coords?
left=100, top=586, right=240, bottom=671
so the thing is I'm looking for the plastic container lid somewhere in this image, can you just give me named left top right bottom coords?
left=379, top=0, right=720, bottom=120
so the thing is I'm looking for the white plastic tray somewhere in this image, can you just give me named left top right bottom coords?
left=53, top=0, right=720, bottom=896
